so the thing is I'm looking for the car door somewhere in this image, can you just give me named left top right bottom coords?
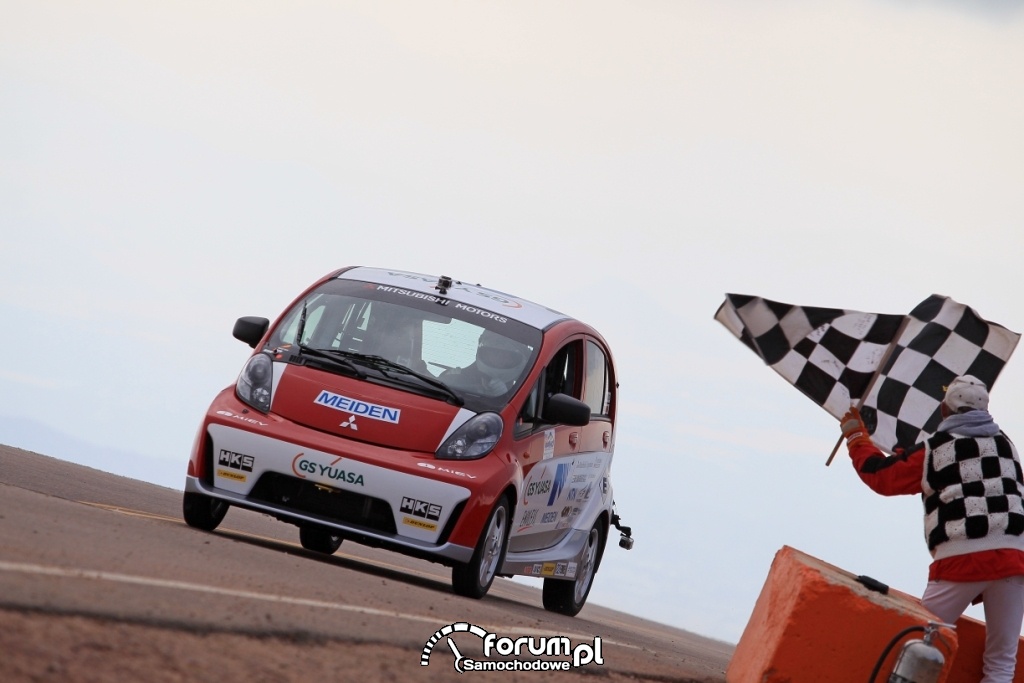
left=509, top=337, right=615, bottom=553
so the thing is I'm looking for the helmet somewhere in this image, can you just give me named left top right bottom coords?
left=475, top=330, right=528, bottom=391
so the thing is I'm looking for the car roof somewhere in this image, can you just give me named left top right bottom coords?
left=336, top=266, right=572, bottom=330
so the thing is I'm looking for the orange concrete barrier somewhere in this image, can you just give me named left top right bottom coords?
left=727, top=546, right=1024, bottom=683
left=726, top=546, right=955, bottom=683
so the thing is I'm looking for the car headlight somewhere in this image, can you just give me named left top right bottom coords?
left=236, top=352, right=273, bottom=413
left=436, top=413, right=503, bottom=460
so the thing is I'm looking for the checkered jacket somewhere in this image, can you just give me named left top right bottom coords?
left=922, top=431, right=1024, bottom=560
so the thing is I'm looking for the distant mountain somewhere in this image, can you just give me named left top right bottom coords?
left=0, top=415, right=184, bottom=490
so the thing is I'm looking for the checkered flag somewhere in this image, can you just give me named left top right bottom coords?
left=860, top=294, right=1020, bottom=454
left=716, top=293, right=1020, bottom=455
left=715, top=294, right=905, bottom=418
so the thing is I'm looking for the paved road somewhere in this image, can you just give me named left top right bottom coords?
left=0, top=444, right=732, bottom=682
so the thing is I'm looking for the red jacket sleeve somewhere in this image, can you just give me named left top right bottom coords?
left=848, top=440, right=924, bottom=496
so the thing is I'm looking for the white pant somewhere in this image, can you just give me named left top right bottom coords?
left=922, top=576, right=1024, bottom=683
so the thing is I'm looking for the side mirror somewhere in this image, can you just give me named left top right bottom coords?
left=542, top=393, right=591, bottom=427
left=233, top=316, right=269, bottom=349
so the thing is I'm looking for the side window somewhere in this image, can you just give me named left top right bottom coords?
left=583, top=340, right=612, bottom=417
left=516, top=340, right=583, bottom=438
left=545, top=341, right=582, bottom=400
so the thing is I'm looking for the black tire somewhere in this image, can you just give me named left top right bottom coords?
left=452, top=496, right=510, bottom=599
left=299, top=525, right=343, bottom=554
left=182, top=492, right=229, bottom=531
left=542, top=520, right=605, bottom=616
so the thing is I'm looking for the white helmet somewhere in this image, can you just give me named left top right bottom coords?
left=475, top=330, right=528, bottom=392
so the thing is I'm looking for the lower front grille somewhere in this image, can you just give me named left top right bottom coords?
left=248, top=472, right=397, bottom=534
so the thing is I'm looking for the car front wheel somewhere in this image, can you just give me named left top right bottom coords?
left=299, top=525, right=343, bottom=554
left=182, top=492, right=229, bottom=531
left=542, top=520, right=605, bottom=616
left=452, top=495, right=510, bottom=599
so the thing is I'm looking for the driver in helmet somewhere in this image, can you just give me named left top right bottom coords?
left=444, top=329, right=528, bottom=396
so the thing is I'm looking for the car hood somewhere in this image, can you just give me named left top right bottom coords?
left=270, top=363, right=473, bottom=452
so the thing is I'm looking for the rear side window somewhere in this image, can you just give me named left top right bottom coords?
left=582, top=340, right=612, bottom=417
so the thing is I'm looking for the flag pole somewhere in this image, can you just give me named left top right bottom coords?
left=825, top=315, right=912, bottom=467
left=825, top=435, right=845, bottom=467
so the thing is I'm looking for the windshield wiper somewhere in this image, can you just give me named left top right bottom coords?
left=291, top=301, right=366, bottom=378
left=296, top=300, right=309, bottom=346
left=296, top=345, right=365, bottom=379
left=369, top=357, right=464, bottom=406
left=329, top=352, right=464, bottom=406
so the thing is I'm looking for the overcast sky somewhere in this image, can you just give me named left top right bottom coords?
left=3, top=0, right=1024, bottom=644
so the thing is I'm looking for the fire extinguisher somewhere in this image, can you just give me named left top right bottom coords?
left=869, top=622, right=955, bottom=683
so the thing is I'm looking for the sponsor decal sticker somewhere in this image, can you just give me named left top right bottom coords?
left=543, top=429, right=555, bottom=460
left=417, top=461, right=477, bottom=479
left=452, top=303, right=508, bottom=323
left=521, top=464, right=549, bottom=506
left=313, top=390, right=401, bottom=424
left=541, top=562, right=557, bottom=576
left=567, top=483, right=592, bottom=504
left=522, top=461, right=570, bottom=507
left=556, top=505, right=582, bottom=530
left=548, top=462, right=569, bottom=505
left=215, top=410, right=268, bottom=427
left=218, top=449, right=254, bottom=472
left=526, top=479, right=551, bottom=498
left=518, top=509, right=538, bottom=529
left=403, top=517, right=438, bottom=531
left=375, top=284, right=450, bottom=306
left=400, top=497, right=443, bottom=520
left=216, top=468, right=247, bottom=483
left=421, top=623, right=604, bottom=673
left=291, top=453, right=365, bottom=487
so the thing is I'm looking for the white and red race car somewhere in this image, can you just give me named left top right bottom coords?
left=183, top=266, right=632, bottom=615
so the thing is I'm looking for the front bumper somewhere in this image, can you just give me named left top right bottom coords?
left=186, top=396, right=516, bottom=564
left=185, top=474, right=475, bottom=564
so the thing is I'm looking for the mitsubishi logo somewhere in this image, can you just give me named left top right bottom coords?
left=340, top=415, right=358, bottom=430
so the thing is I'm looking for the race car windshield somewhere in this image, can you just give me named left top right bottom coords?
left=267, top=279, right=541, bottom=411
